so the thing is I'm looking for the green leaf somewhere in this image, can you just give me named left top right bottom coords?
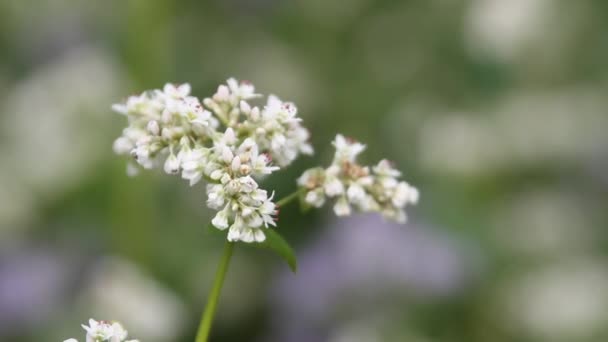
left=251, top=229, right=298, bottom=273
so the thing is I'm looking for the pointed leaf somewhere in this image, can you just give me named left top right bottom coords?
left=252, top=228, right=297, bottom=273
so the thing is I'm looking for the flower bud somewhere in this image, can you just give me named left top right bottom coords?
left=333, top=196, right=351, bottom=216
left=240, top=100, right=251, bottom=114
left=164, top=154, right=180, bottom=174
left=147, top=120, right=160, bottom=135
left=214, top=85, right=230, bottom=101
left=113, top=137, right=133, bottom=154
left=212, top=208, right=229, bottom=229
left=250, top=107, right=260, bottom=121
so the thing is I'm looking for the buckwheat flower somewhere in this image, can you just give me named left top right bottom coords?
left=65, top=318, right=139, bottom=342
left=180, top=146, right=212, bottom=186
left=332, top=134, right=366, bottom=163
left=324, top=175, right=344, bottom=197
left=233, top=94, right=314, bottom=167
left=113, top=78, right=314, bottom=242
left=163, top=83, right=191, bottom=99
left=226, top=78, right=258, bottom=101
left=333, top=196, right=352, bottom=216
left=298, top=134, right=419, bottom=222
left=305, top=188, right=326, bottom=208
left=163, top=152, right=180, bottom=175
left=112, top=82, right=217, bottom=171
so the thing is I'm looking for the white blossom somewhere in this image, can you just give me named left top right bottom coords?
left=64, top=318, right=139, bottom=342
left=236, top=94, right=314, bottom=167
left=332, top=134, right=366, bottom=163
left=163, top=153, right=180, bottom=175
left=333, top=196, right=352, bottom=216
left=305, top=188, right=326, bottom=208
left=298, top=134, right=419, bottom=222
left=112, top=79, right=312, bottom=243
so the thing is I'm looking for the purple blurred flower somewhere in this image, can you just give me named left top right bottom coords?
left=266, top=214, right=478, bottom=341
left=0, top=247, right=73, bottom=336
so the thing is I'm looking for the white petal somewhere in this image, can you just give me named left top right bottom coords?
left=163, top=154, right=180, bottom=174
left=211, top=210, right=229, bottom=229
left=253, top=229, right=266, bottom=242
left=333, top=197, right=352, bottom=216
left=231, top=156, right=241, bottom=172
left=146, top=120, right=160, bottom=135
left=227, top=226, right=240, bottom=241
left=240, top=100, right=251, bottom=113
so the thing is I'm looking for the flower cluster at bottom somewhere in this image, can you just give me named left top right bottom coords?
left=297, top=134, right=419, bottom=222
left=64, top=319, right=139, bottom=342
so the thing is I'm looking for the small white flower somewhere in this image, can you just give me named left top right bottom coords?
left=297, top=134, right=418, bottom=223
left=324, top=177, right=344, bottom=197
left=113, top=137, right=133, bottom=155
left=231, top=155, right=241, bottom=172
left=333, top=196, right=351, bottom=216
left=146, top=120, right=160, bottom=135
left=212, top=206, right=230, bottom=229
left=240, top=100, right=251, bottom=114
left=180, top=148, right=207, bottom=186
left=392, top=181, right=419, bottom=207
left=163, top=153, right=180, bottom=174
left=113, top=78, right=311, bottom=243
left=190, top=110, right=212, bottom=129
left=297, top=167, right=325, bottom=188
left=238, top=175, right=258, bottom=193
left=346, top=183, right=366, bottom=203
left=214, top=85, right=230, bottom=102
left=373, top=159, right=401, bottom=178
left=207, top=184, right=226, bottom=209
left=332, top=134, right=365, bottom=163
left=66, top=319, right=137, bottom=342
left=226, top=78, right=258, bottom=100
left=227, top=221, right=266, bottom=243
left=305, top=189, right=326, bottom=208
left=163, top=83, right=191, bottom=98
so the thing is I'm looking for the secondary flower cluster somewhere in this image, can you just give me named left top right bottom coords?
left=64, top=319, right=139, bottom=342
left=112, top=79, right=313, bottom=242
left=297, top=134, right=419, bottom=223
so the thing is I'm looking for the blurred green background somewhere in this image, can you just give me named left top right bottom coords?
left=1, top=0, right=608, bottom=341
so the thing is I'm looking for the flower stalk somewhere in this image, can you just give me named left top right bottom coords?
left=276, top=188, right=305, bottom=208
left=195, top=241, right=235, bottom=342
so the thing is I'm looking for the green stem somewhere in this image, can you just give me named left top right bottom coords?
left=276, top=188, right=305, bottom=207
left=194, top=190, right=302, bottom=341
left=195, top=241, right=235, bottom=342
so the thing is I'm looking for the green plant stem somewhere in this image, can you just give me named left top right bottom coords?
left=276, top=188, right=305, bottom=207
left=194, top=189, right=301, bottom=341
left=195, top=241, right=235, bottom=342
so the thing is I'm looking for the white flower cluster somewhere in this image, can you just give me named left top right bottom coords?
left=298, top=135, right=419, bottom=222
left=112, top=79, right=313, bottom=242
left=64, top=319, right=139, bottom=342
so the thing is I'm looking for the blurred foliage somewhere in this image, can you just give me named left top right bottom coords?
left=1, top=0, right=608, bottom=341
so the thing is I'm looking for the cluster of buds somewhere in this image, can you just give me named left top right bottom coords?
left=297, top=135, right=419, bottom=223
left=112, top=79, right=313, bottom=242
left=112, top=83, right=217, bottom=172
left=64, top=319, right=139, bottom=342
